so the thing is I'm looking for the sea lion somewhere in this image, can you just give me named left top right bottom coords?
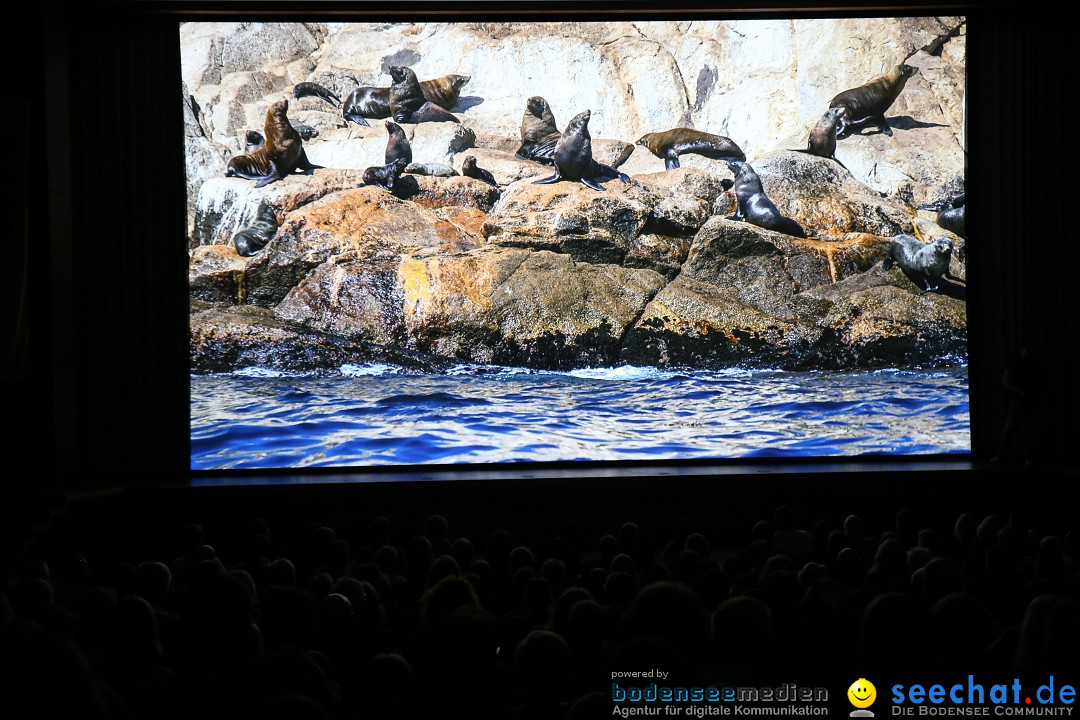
left=515, top=96, right=561, bottom=165
left=405, top=162, right=458, bottom=177
left=232, top=200, right=279, bottom=257
left=244, top=130, right=264, bottom=154
left=341, top=74, right=470, bottom=126
left=226, top=99, right=319, bottom=188
left=362, top=158, right=409, bottom=190
left=829, top=63, right=918, bottom=137
left=882, top=234, right=955, bottom=294
left=293, top=82, right=341, bottom=107
left=461, top=156, right=498, bottom=186
left=726, top=160, right=806, bottom=238
left=388, top=66, right=460, bottom=124
left=793, top=107, right=847, bottom=168
left=384, top=121, right=412, bottom=165
left=532, top=110, right=630, bottom=191
left=635, top=128, right=745, bottom=171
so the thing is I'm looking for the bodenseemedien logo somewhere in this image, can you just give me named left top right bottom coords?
left=849, top=679, right=878, bottom=717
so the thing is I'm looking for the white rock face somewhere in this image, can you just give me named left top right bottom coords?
left=181, top=16, right=966, bottom=233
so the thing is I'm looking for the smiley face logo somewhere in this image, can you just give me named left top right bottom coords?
left=848, top=678, right=877, bottom=709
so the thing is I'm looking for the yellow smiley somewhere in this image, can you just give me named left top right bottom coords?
left=848, top=679, right=877, bottom=708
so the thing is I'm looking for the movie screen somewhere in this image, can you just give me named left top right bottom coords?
left=185, top=17, right=968, bottom=470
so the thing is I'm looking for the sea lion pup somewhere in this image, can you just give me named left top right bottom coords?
left=405, top=162, right=458, bottom=177
left=791, top=107, right=847, bottom=169
left=725, top=160, right=806, bottom=238
left=388, top=66, right=460, bottom=124
left=244, top=130, right=265, bottom=154
left=829, top=63, right=918, bottom=138
left=461, top=156, right=498, bottom=187
left=226, top=99, right=319, bottom=188
left=341, top=74, right=470, bottom=126
left=533, top=110, right=631, bottom=191
left=362, top=158, right=409, bottom=190
left=515, top=96, right=561, bottom=164
left=384, top=121, right=412, bottom=165
left=635, top=128, right=745, bottom=171
left=232, top=200, right=279, bottom=258
left=883, top=234, right=955, bottom=294
left=293, top=81, right=341, bottom=107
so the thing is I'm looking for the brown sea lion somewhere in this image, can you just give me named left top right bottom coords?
left=882, top=235, right=955, bottom=294
left=344, top=72, right=469, bottom=126
left=384, top=121, right=412, bottom=165
left=225, top=99, right=318, bottom=188
left=388, top=66, right=460, bottom=124
left=635, top=128, right=745, bottom=171
left=829, top=63, right=918, bottom=137
left=515, top=96, right=561, bottom=165
left=461, top=156, right=498, bottom=187
left=533, top=110, right=630, bottom=191
left=362, top=158, right=409, bottom=190
left=790, top=107, right=847, bottom=169
left=726, top=160, right=806, bottom=238
left=232, top=200, right=280, bottom=258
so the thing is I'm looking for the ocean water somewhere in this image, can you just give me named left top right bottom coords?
left=190, top=364, right=970, bottom=470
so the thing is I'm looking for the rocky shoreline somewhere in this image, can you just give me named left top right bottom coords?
left=185, top=19, right=966, bottom=374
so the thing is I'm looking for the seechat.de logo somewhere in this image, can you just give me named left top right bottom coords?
left=850, top=679, right=878, bottom=718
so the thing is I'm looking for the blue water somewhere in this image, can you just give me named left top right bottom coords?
left=190, top=363, right=970, bottom=470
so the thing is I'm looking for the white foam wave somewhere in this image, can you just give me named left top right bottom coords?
left=340, top=363, right=404, bottom=377
left=232, top=366, right=307, bottom=378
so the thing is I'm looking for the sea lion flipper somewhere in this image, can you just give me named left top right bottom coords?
left=344, top=113, right=371, bottom=127
left=408, top=102, right=460, bottom=124
left=878, top=116, right=893, bottom=136
left=297, top=149, right=321, bottom=174
left=533, top=172, right=561, bottom=185
left=883, top=257, right=894, bottom=271
left=581, top=177, right=606, bottom=191
left=664, top=152, right=680, bottom=171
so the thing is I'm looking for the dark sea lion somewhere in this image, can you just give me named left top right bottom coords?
left=515, top=96, right=561, bottom=165
left=341, top=73, right=470, bottom=126
left=384, top=121, right=412, bottom=165
left=792, top=107, right=847, bottom=168
left=533, top=110, right=631, bottom=191
left=461, top=156, right=498, bottom=187
left=362, top=158, right=409, bottom=190
left=226, top=99, right=319, bottom=188
left=342, top=87, right=381, bottom=126
left=635, top=128, right=745, bottom=171
left=244, top=130, right=264, bottom=154
left=232, top=200, right=279, bottom=257
left=388, top=66, right=460, bottom=124
left=883, top=234, right=954, bottom=294
left=405, top=162, right=458, bottom=177
left=293, top=82, right=341, bottom=107
left=726, top=160, right=806, bottom=238
left=829, top=63, right=918, bottom=138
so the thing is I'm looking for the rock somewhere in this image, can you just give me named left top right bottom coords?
left=189, top=245, right=247, bottom=305
left=242, top=186, right=486, bottom=307
left=183, top=82, right=229, bottom=241
left=387, top=175, right=502, bottom=212
left=305, top=122, right=476, bottom=171
left=484, top=178, right=650, bottom=265
left=190, top=170, right=366, bottom=249
left=452, top=149, right=546, bottom=185
left=745, top=151, right=917, bottom=238
left=190, top=299, right=448, bottom=374
left=622, top=275, right=826, bottom=369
